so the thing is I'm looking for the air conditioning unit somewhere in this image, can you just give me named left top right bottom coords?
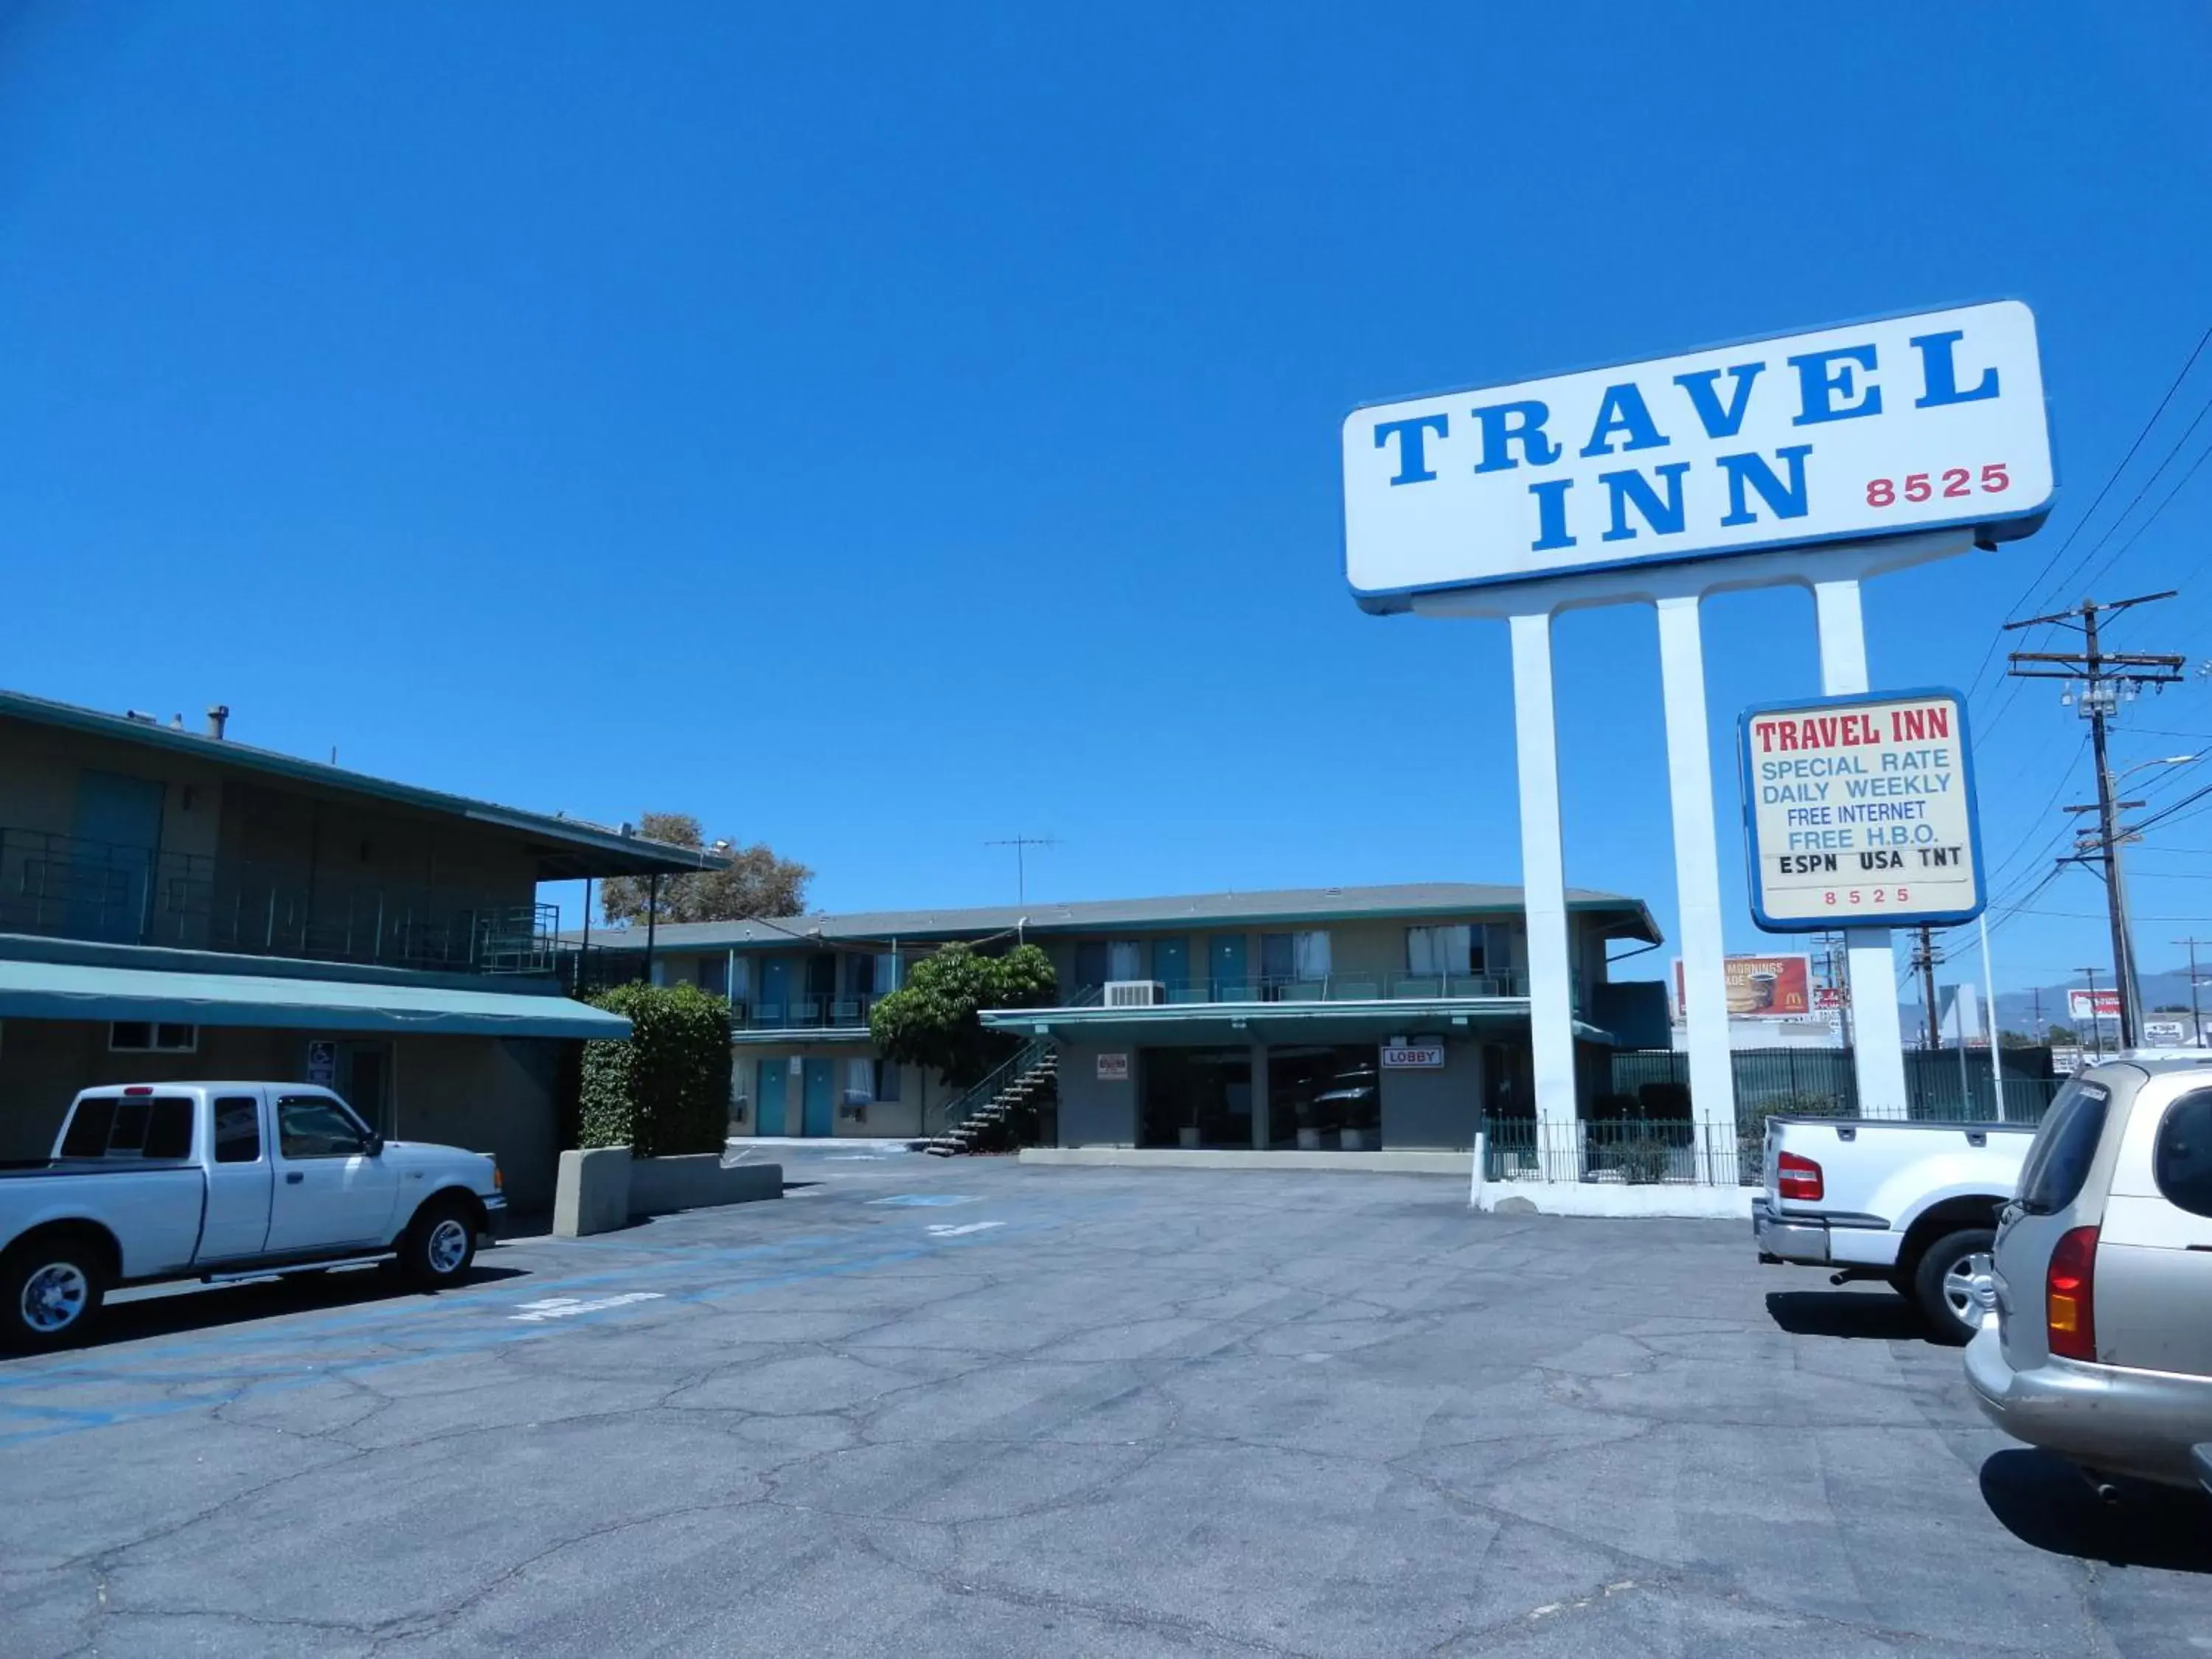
left=1105, top=980, right=1165, bottom=1008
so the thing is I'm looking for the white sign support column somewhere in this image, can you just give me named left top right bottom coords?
left=1419, top=532, right=1978, bottom=1163
left=1655, top=596, right=1734, bottom=1159
left=1812, top=577, right=1910, bottom=1119
left=1510, top=611, right=1581, bottom=1146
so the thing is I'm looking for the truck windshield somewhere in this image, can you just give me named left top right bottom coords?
left=2016, top=1077, right=2112, bottom=1215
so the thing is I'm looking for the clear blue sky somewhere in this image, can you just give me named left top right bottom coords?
left=3, top=1, right=2208, bottom=1010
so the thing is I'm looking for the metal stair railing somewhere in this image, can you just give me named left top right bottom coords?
left=924, top=1035, right=1055, bottom=1141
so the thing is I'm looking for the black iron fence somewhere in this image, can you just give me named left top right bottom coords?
left=1604, top=1045, right=2063, bottom=1127
left=1481, top=1118, right=1748, bottom=1186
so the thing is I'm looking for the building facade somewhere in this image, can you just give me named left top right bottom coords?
left=0, top=690, right=719, bottom=1206
left=569, top=883, right=1669, bottom=1153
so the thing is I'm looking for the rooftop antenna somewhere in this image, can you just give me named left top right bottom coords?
left=985, top=835, right=1058, bottom=906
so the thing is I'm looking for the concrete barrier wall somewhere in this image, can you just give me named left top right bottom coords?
left=553, top=1148, right=783, bottom=1237
left=1019, top=1146, right=1468, bottom=1175
left=628, top=1153, right=782, bottom=1217
left=553, top=1146, right=633, bottom=1237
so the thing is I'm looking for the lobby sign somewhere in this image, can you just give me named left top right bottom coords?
left=1381, top=1040, right=1446, bottom=1070
left=1739, top=688, right=1984, bottom=930
left=1343, top=301, right=2051, bottom=606
left=1672, top=953, right=1815, bottom=1020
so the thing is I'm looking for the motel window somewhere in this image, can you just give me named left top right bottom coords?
left=844, top=1057, right=876, bottom=1106
left=1075, top=940, right=1147, bottom=988
left=874, top=1060, right=902, bottom=1103
left=109, top=1022, right=198, bottom=1054
left=1405, top=925, right=1481, bottom=977
left=845, top=954, right=875, bottom=996
left=1260, top=931, right=1332, bottom=985
left=698, top=956, right=729, bottom=997
left=873, top=952, right=900, bottom=995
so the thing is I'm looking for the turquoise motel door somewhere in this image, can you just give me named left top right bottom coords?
left=757, top=1057, right=788, bottom=1135
left=1154, top=936, right=1190, bottom=997
left=757, top=956, right=793, bottom=1026
left=1210, top=934, right=1248, bottom=999
left=802, top=1057, right=835, bottom=1136
left=70, top=771, right=165, bottom=942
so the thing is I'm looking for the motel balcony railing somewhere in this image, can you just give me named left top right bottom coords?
left=1068, top=970, right=1533, bottom=1007
left=0, top=827, right=559, bottom=975
left=733, top=993, right=888, bottom=1032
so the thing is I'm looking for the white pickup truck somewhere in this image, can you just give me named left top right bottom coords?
left=1751, top=1114, right=2037, bottom=1340
left=1, top=1082, right=504, bottom=1350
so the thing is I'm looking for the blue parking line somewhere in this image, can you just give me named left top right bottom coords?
left=0, top=1196, right=1116, bottom=1447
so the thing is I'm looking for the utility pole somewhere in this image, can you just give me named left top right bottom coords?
left=2031, top=986, right=2045, bottom=1045
left=984, top=836, right=1058, bottom=906
left=1911, top=925, right=1944, bottom=1051
left=2006, top=592, right=2187, bottom=1051
left=1818, top=931, right=1854, bottom=1046
left=2180, top=936, right=2207, bottom=1048
left=2080, top=967, right=2104, bottom=1060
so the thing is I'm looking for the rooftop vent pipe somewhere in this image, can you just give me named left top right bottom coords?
left=205, top=705, right=229, bottom=740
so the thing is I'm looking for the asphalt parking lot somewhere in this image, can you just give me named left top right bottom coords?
left=4, top=1148, right=2208, bottom=1658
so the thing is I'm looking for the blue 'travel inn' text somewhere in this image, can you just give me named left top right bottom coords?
left=1369, top=330, right=2000, bottom=552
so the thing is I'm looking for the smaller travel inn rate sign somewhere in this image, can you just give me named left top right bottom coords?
left=1739, top=689, right=1984, bottom=931
left=1342, top=300, right=2052, bottom=604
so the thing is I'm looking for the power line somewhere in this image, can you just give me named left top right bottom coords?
left=2076, top=434, right=2212, bottom=599
left=1966, top=322, right=2212, bottom=704
left=2041, top=400, right=2212, bottom=608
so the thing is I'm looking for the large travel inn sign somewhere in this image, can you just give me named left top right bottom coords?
left=1342, top=300, right=2053, bottom=605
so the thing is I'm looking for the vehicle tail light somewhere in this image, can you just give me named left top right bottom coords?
left=1777, top=1151, right=1824, bottom=1202
left=493, top=1164, right=504, bottom=1190
left=125, top=1085, right=153, bottom=1096
left=2046, top=1225, right=2099, bottom=1362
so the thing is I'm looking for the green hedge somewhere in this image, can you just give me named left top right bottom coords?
left=578, top=982, right=733, bottom=1158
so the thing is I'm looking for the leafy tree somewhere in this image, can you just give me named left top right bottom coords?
left=869, top=943, right=1057, bottom=1088
left=599, top=810, right=812, bottom=925
left=2043, top=1023, right=2078, bottom=1046
left=1997, top=1029, right=2039, bottom=1048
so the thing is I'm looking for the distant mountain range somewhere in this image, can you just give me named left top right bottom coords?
left=1903, top=964, right=2208, bottom=1039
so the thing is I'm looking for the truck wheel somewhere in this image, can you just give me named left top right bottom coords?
left=3, top=1240, right=105, bottom=1352
left=1911, top=1227, right=1994, bottom=1343
left=399, top=1198, right=478, bottom=1290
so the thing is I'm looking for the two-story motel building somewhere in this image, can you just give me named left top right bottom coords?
left=0, top=689, right=720, bottom=1206
left=581, top=883, right=1669, bottom=1152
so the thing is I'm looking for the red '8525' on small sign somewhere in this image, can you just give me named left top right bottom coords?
left=1866, top=465, right=2008, bottom=508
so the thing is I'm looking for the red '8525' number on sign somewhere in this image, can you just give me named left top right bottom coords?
left=1867, top=466, right=2007, bottom=507
left=1824, top=888, right=1908, bottom=906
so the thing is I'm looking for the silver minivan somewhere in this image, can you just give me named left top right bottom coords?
left=1965, top=1056, right=2212, bottom=1493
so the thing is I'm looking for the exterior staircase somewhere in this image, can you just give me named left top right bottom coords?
left=922, top=1040, right=1058, bottom=1156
